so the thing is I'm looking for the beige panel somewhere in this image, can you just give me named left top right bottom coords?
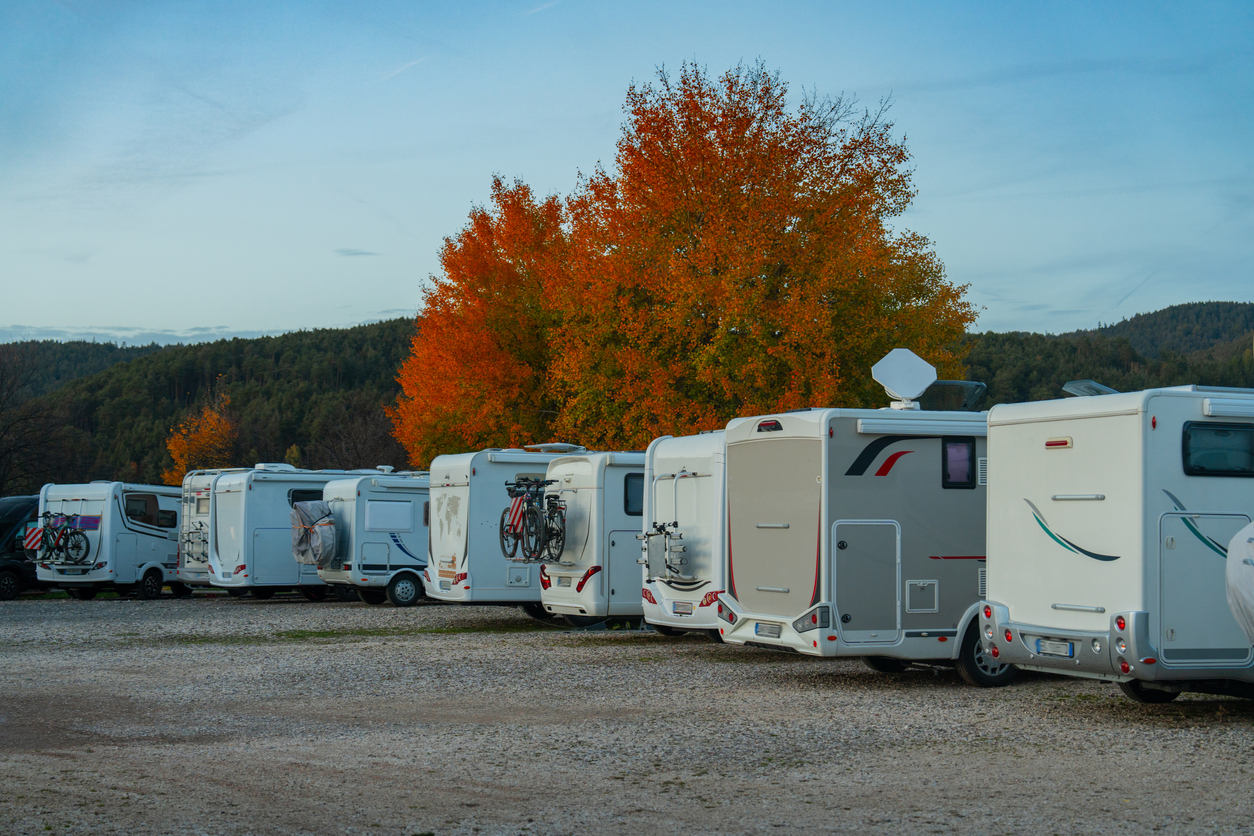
left=727, top=438, right=822, bottom=616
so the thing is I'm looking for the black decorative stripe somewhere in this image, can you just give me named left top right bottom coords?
left=904, top=629, right=958, bottom=638
left=844, top=435, right=940, bottom=476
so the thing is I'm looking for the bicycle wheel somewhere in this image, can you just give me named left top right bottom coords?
left=50, top=531, right=69, bottom=561
left=64, top=530, right=90, bottom=564
left=499, top=508, right=519, bottom=558
left=521, top=505, right=546, bottom=560
left=544, top=507, right=566, bottom=560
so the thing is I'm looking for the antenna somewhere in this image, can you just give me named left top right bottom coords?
left=872, top=349, right=937, bottom=411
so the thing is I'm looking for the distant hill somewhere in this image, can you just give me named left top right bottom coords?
left=15, top=340, right=168, bottom=397
left=1068, top=301, right=1254, bottom=358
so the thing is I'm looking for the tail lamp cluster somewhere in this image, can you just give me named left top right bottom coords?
left=575, top=566, right=601, bottom=592
left=698, top=589, right=724, bottom=608
left=1112, top=613, right=1154, bottom=675
left=642, top=587, right=657, bottom=605
left=453, top=572, right=468, bottom=585
left=539, top=564, right=550, bottom=589
left=716, top=598, right=736, bottom=625
left=792, top=606, right=831, bottom=634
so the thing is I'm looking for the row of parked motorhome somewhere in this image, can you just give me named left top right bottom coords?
left=20, top=350, right=1254, bottom=704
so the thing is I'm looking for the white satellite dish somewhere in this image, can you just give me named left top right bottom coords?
left=872, top=349, right=937, bottom=410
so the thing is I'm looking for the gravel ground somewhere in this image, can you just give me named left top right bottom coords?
left=1, top=593, right=1253, bottom=835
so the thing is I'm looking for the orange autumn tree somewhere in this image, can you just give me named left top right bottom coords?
left=162, top=392, right=238, bottom=485
left=389, top=177, right=566, bottom=467
left=550, top=62, right=975, bottom=448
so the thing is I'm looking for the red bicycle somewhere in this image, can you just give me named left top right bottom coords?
left=33, top=512, right=91, bottom=564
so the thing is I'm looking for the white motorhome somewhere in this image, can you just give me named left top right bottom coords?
left=35, top=482, right=183, bottom=600
left=980, top=384, right=1254, bottom=703
left=517, top=451, right=646, bottom=627
left=315, top=472, right=430, bottom=606
left=176, top=468, right=251, bottom=594
left=716, top=351, right=1010, bottom=685
left=207, top=463, right=379, bottom=600
left=640, top=432, right=726, bottom=637
left=425, top=445, right=581, bottom=617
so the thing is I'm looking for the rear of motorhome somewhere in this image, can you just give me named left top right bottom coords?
left=208, top=464, right=376, bottom=600
left=980, top=385, right=1254, bottom=702
left=641, top=432, right=726, bottom=637
left=526, top=451, right=645, bottom=626
left=176, top=468, right=250, bottom=592
left=425, top=446, right=579, bottom=615
left=35, top=482, right=182, bottom=599
left=315, top=473, right=430, bottom=606
left=715, top=404, right=1007, bottom=684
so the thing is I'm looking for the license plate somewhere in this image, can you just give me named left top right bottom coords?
left=755, top=623, right=782, bottom=639
left=558, top=576, right=571, bottom=587
left=1037, top=639, right=1074, bottom=658
left=672, top=601, right=693, bottom=616
left=439, top=580, right=451, bottom=592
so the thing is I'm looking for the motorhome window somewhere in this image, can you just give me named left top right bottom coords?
left=1183, top=422, right=1254, bottom=477
left=423, top=501, right=430, bottom=527
left=195, top=498, right=210, bottom=515
left=156, top=509, right=178, bottom=529
left=624, top=473, right=644, bottom=516
left=124, top=494, right=159, bottom=525
left=942, top=438, right=977, bottom=489
left=289, top=489, right=322, bottom=507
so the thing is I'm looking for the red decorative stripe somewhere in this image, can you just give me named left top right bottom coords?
left=874, top=450, right=913, bottom=476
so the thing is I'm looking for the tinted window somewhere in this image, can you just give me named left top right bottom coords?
left=124, top=494, right=158, bottom=525
left=156, top=509, right=178, bottom=528
left=624, top=473, right=644, bottom=516
left=942, top=438, right=976, bottom=489
left=423, top=501, right=430, bottom=527
left=1183, top=422, right=1254, bottom=477
left=289, top=489, right=323, bottom=507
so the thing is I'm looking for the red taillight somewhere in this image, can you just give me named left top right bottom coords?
left=717, top=604, right=723, bottom=614
left=727, top=612, right=736, bottom=624
left=983, top=605, right=992, bottom=619
left=1004, top=629, right=1013, bottom=643
left=539, top=564, right=551, bottom=590
left=575, top=565, right=602, bottom=593
left=1115, top=615, right=1126, bottom=631
left=642, top=587, right=656, bottom=605
left=811, top=614, right=818, bottom=624
left=1142, top=658, right=1156, bottom=664
left=453, top=572, right=467, bottom=585
left=1120, top=660, right=1130, bottom=674
left=990, top=644, right=1000, bottom=658
left=698, top=589, right=723, bottom=608
left=233, top=564, right=246, bottom=575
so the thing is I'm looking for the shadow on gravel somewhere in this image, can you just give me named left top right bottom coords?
left=160, top=617, right=566, bottom=646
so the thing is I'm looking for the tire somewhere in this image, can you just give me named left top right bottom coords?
left=1119, top=680, right=1180, bottom=704
left=863, top=656, right=910, bottom=674
left=357, top=588, right=387, bottom=606
left=651, top=623, right=685, bottom=637
left=299, top=586, right=328, bottom=602
left=0, top=571, right=20, bottom=601
left=169, top=582, right=193, bottom=599
left=226, top=588, right=246, bottom=598
left=64, top=530, right=90, bottom=563
left=386, top=574, right=421, bottom=607
left=544, top=507, right=566, bottom=560
left=335, top=585, right=360, bottom=602
left=520, top=602, right=556, bottom=622
left=499, top=508, right=519, bottom=558
left=707, top=629, right=724, bottom=643
left=137, top=570, right=164, bottom=600
left=68, top=588, right=99, bottom=600
left=957, top=624, right=1016, bottom=687
left=564, top=614, right=606, bottom=629
left=250, top=588, right=275, bottom=600
left=521, top=505, right=546, bottom=560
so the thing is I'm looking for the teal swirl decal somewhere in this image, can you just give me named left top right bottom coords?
left=1162, top=490, right=1228, bottom=557
left=1025, top=499, right=1120, bottom=562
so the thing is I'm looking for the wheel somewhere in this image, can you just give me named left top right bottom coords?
left=499, top=508, right=519, bottom=558
left=957, top=624, right=1016, bottom=687
left=114, top=584, right=136, bottom=598
left=137, top=570, right=164, bottom=600
left=357, top=588, right=387, bottom=605
left=520, top=602, right=557, bottom=622
left=335, top=585, right=360, bottom=602
left=1119, top=680, right=1181, bottom=704
left=544, top=507, right=566, bottom=560
left=564, top=614, right=606, bottom=629
left=250, top=588, right=275, bottom=600
left=651, top=623, right=685, bottom=637
left=386, top=574, right=421, bottom=607
left=521, top=505, right=546, bottom=560
left=299, top=586, right=328, bottom=602
left=863, top=656, right=910, bottom=674
left=63, top=530, right=90, bottom=563
left=67, top=588, right=98, bottom=600
left=0, top=571, right=19, bottom=601
left=169, top=582, right=193, bottom=599
left=226, top=588, right=246, bottom=598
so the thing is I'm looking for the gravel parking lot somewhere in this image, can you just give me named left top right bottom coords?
left=1, top=593, right=1252, bottom=835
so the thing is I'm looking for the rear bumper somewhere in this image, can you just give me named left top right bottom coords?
left=643, top=582, right=720, bottom=631
left=424, top=567, right=471, bottom=602
left=980, top=601, right=1136, bottom=681
left=175, top=567, right=214, bottom=587
left=716, top=595, right=833, bottom=656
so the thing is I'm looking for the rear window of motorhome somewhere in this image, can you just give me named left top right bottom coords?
left=157, top=510, right=177, bottom=528
left=942, top=439, right=977, bottom=489
left=625, top=473, right=644, bottom=515
left=423, top=501, right=430, bottom=527
left=195, top=498, right=210, bottom=515
left=289, top=489, right=322, bottom=507
left=1183, top=422, right=1254, bottom=477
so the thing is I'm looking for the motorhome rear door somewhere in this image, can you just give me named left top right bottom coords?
left=833, top=520, right=900, bottom=643
left=1160, top=513, right=1252, bottom=667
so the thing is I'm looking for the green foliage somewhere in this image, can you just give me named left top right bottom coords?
left=1067, top=301, right=1254, bottom=358
left=7, top=340, right=166, bottom=398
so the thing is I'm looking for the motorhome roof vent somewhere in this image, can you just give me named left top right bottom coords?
left=254, top=463, right=298, bottom=472
left=1062, top=380, right=1119, bottom=397
left=376, top=466, right=395, bottom=473
left=525, top=443, right=586, bottom=453
left=872, top=349, right=936, bottom=411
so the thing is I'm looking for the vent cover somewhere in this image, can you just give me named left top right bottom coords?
left=977, top=457, right=988, bottom=486
left=978, top=568, right=987, bottom=598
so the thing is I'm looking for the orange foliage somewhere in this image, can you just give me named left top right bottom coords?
left=389, top=178, right=566, bottom=467
left=162, top=393, right=238, bottom=485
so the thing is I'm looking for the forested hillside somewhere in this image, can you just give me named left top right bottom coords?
left=1067, top=301, right=1254, bottom=358
left=14, top=340, right=168, bottom=397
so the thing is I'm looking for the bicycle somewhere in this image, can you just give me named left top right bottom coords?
left=34, top=512, right=91, bottom=564
left=499, top=478, right=566, bottom=561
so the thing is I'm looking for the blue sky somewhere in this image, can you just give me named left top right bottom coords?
left=1, top=1, right=1251, bottom=344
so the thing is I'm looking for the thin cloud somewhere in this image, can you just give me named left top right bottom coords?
left=381, top=57, right=430, bottom=81
left=524, top=1, right=558, bottom=14
left=335, top=248, right=379, bottom=257
left=895, top=56, right=1212, bottom=95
